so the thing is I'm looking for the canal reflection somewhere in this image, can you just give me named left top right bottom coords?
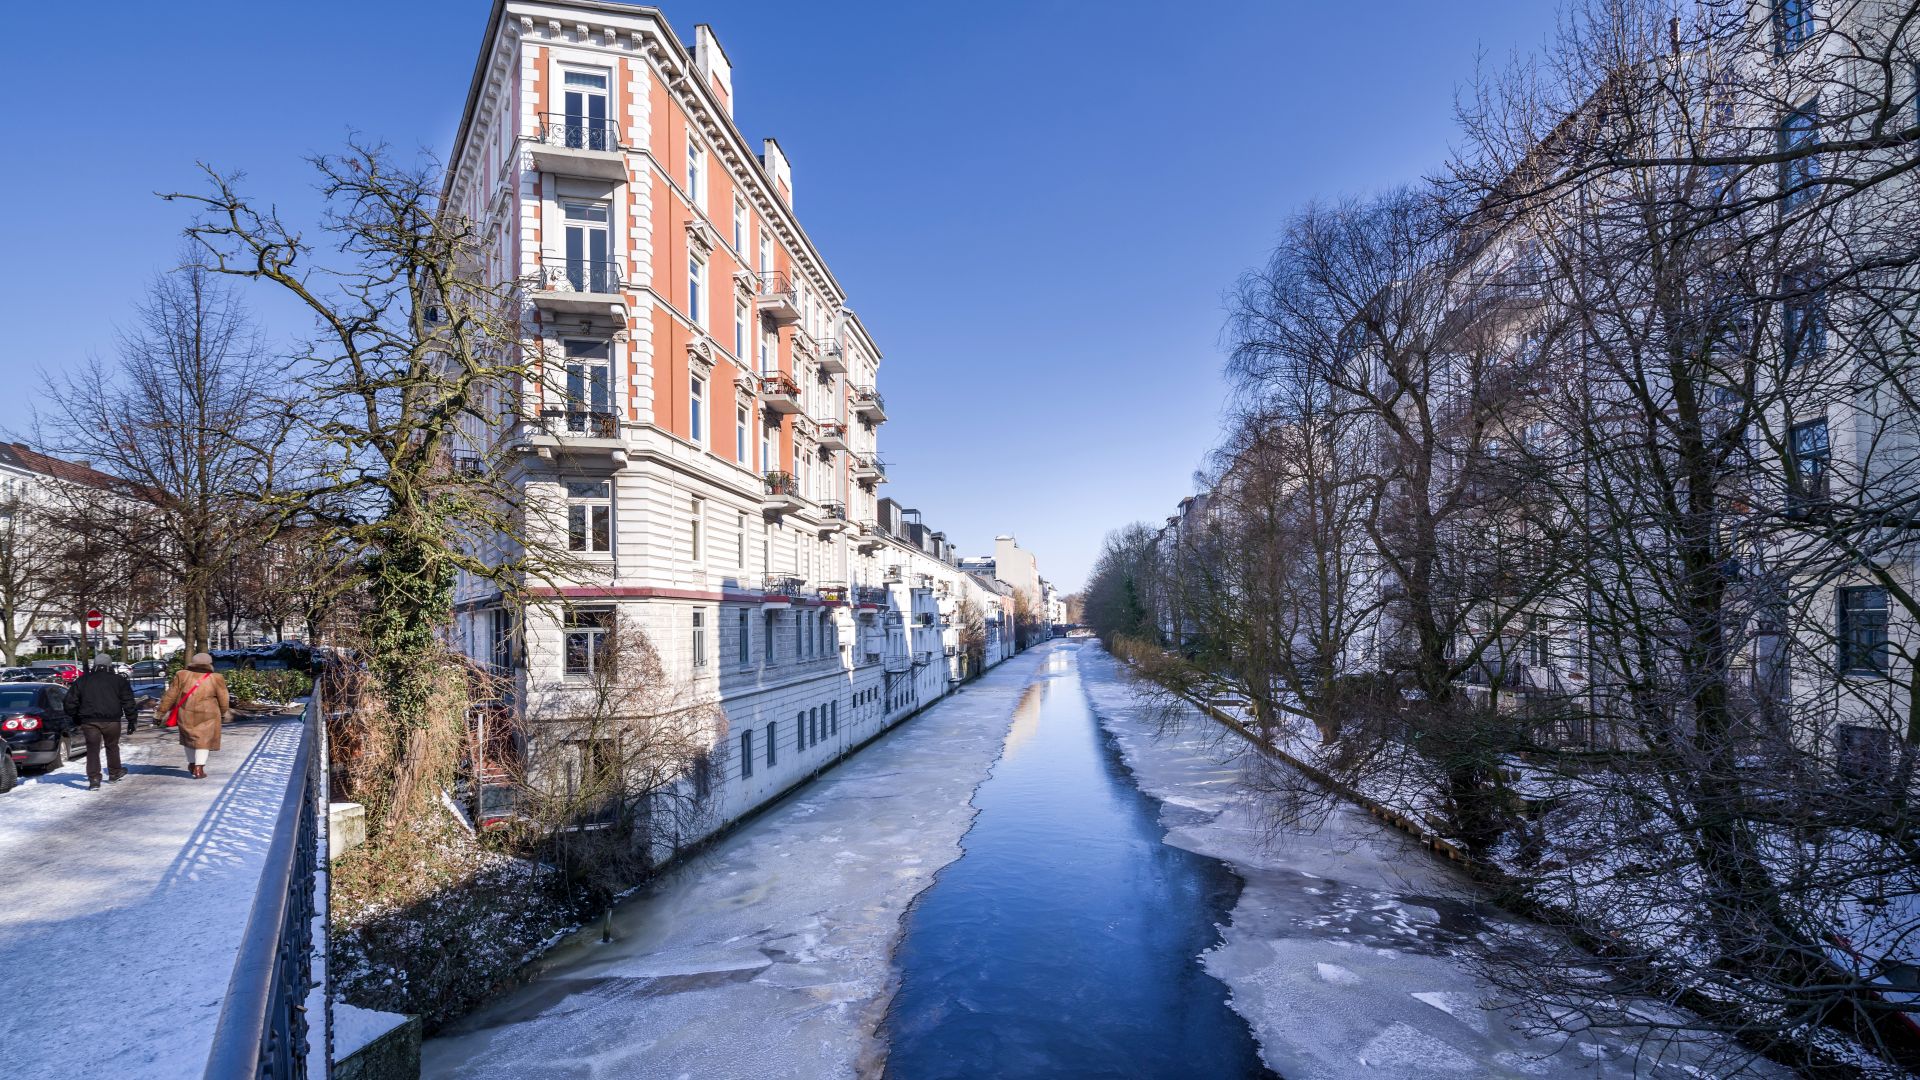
left=881, top=643, right=1276, bottom=1079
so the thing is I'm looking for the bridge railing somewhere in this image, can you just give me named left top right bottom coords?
left=204, top=689, right=332, bottom=1079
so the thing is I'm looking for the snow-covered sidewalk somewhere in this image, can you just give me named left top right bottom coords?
left=0, top=714, right=307, bottom=1079
left=422, top=646, right=1053, bottom=1080
left=1078, top=646, right=1789, bottom=1079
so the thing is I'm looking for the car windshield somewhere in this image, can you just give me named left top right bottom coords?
left=0, top=688, right=40, bottom=710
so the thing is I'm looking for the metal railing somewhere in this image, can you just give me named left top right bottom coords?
left=764, top=574, right=806, bottom=597
left=854, top=584, right=889, bottom=605
left=851, top=386, right=885, bottom=412
left=820, top=501, right=847, bottom=521
left=204, top=691, right=330, bottom=1079
left=757, top=371, right=802, bottom=399
left=537, top=112, right=620, bottom=152
left=547, top=408, right=618, bottom=439
left=750, top=269, right=796, bottom=300
left=763, top=469, right=800, bottom=497
left=533, top=258, right=622, bottom=295
left=884, top=654, right=913, bottom=674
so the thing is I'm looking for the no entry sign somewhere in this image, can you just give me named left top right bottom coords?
left=85, top=609, right=103, bottom=630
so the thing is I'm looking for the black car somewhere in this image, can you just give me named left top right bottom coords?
left=130, top=659, right=168, bottom=680
left=0, top=682, right=79, bottom=774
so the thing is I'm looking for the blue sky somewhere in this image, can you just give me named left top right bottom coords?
left=0, top=1, right=1562, bottom=590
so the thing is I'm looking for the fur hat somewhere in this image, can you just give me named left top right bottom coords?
left=187, top=652, right=215, bottom=671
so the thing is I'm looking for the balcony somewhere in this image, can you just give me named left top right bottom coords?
left=816, top=419, right=849, bottom=452
left=883, top=564, right=904, bottom=584
left=530, top=258, right=626, bottom=318
left=761, top=470, right=803, bottom=517
left=820, top=337, right=850, bottom=376
left=850, top=454, right=886, bottom=486
left=855, top=523, right=883, bottom=554
left=816, top=501, right=848, bottom=537
left=746, top=270, right=801, bottom=326
left=851, top=386, right=887, bottom=423
left=529, top=113, right=628, bottom=182
left=520, top=408, right=625, bottom=468
left=883, top=654, right=912, bottom=674
left=757, top=372, right=804, bottom=415
left=854, top=584, right=889, bottom=607
left=763, top=574, right=806, bottom=600
left=815, top=582, right=850, bottom=606
left=913, top=651, right=935, bottom=668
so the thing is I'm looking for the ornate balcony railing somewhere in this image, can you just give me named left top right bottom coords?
left=202, top=691, right=329, bottom=1080
left=851, top=385, right=886, bottom=420
left=820, top=501, right=847, bottom=521
left=536, top=112, right=620, bottom=152
left=854, top=584, right=889, bottom=606
left=546, top=408, right=618, bottom=439
left=763, top=574, right=806, bottom=597
left=747, top=270, right=801, bottom=325
left=763, top=469, right=800, bottom=497
left=533, top=258, right=622, bottom=296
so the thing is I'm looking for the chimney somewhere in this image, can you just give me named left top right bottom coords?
left=693, top=25, right=734, bottom=117
left=761, top=137, right=792, bottom=205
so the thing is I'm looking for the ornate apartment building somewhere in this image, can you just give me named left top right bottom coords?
left=443, top=0, right=1027, bottom=831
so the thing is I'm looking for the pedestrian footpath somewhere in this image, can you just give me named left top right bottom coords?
left=0, top=713, right=305, bottom=1079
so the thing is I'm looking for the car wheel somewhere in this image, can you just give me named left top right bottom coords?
left=0, top=753, right=16, bottom=793
left=45, top=735, right=69, bottom=773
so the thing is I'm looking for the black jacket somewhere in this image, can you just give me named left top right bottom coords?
left=66, top=670, right=137, bottom=725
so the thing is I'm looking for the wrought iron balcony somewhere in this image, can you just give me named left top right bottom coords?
left=851, top=386, right=886, bottom=423
left=530, top=257, right=626, bottom=317
left=763, top=574, right=806, bottom=598
left=855, top=523, right=883, bottom=553
left=883, top=654, right=912, bottom=674
left=521, top=408, right=625, bottom=467
left=816, top=501, right=848, bottom=537
left=854, top=584, right=889, bottom=607
left=883, top=564, right=904, bottom=583
left=850, top=453, right=886, bottom=485
left=746, top=270, right=801, bottom=326
left=815, top=581, right=850, bottom=605
left=530, top=113, right=627, bottom=181
left=761, top=469, right=803, bottom=516
left=816, top=419, right=849, bottom=451
left=820, top=337, right=850, bottom=375
left=757, top=371, right=804, bottom=415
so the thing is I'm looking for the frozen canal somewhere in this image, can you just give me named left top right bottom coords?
left=883, top=644, right=1270, bottom=1078
left=424, top=640, right=1780, bottom=1079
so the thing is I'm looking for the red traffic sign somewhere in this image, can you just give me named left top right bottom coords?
left=85, top=609, right=104, bottom=630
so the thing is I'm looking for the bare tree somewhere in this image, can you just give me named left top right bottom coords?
left=168, top=142, right=575, bottom=842
left=36, top=256, right=280, bottom=657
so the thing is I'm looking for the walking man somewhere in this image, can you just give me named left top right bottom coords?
left=65, top=655, right=137, bottom=790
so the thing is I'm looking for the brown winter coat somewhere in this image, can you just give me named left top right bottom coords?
left=157, top=667, right=232, bottom=751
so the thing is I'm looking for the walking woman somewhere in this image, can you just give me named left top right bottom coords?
left=156, top=652, right=232, bottom=779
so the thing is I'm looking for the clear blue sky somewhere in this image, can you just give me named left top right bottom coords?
left=0, top=0, right=1561, bottom=590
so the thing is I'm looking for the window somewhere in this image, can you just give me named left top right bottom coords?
left=687, top=136, right=704, bottom=208
left=691, top=497, right=705, bottom=560
left=736, top=511, right=748, bottom=566
left=692, top=609, right=708, bottom=668
left=766, top=721, right=778, bottom=767
left=1778, top=100, right=1820, bottom=211
left=830, top=700, right=838, bottom=735
left=690, top=374, right=706, bottom=444
left=737, top=610, right=750, bottom=669
left=566, top=480, right=612, bottom=553
left=688, top=254, right=705, bottom=326
left=758, top=227, right=772, bottom=276
left=564, top=610, right=613, bottom=677
left=795, top=609, right=805, bottom=658
left=693, top=750, right=712, bottom=800
left=489, top=608, right=515, bottom=671
left=764, top=610, right=777, bottom=662
left=559, top=68, right=611, bottom=150
left=1838, top=586, right=1889, bottom=675
left=760, top=326, right=775, bottom=373
left=1788, top=418, right=1830, bottom=512
left=740, top=729, right=753, bottom=778
left=762, top=425, right=775, bottom=473
left=562, top=201, right=613, bottom=292
left=1782, top=273, right=1826, bottom=365
left=1837, top=724, right=1893, bottom=782
left=735, top=300, right=750, bottom=358
left=736, top=404, right=749, bottom=463
left=733, top=196, right=747, bottom=251
left=1773, top=0, right=1812, bottom=54
left=798, top=710, right=808, bottom=750
left=563, top=339, right=612, bottom=432
left=809, top=706, right=819, bottom=747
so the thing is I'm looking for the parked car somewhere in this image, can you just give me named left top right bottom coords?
left=0, top=747, right=15, bottom=792
left=130, top=659, right=168, bottom=680
left=0, top=682, right=77, bottom=773
left=28, top=661, right=81, bottom=684
left=0, top=667, right=39, bottom=683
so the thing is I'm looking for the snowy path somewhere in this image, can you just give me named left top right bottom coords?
left=422, top=646, right=1055, bottom=1080
left=0, top=714, right=306, bottom=1080
left=1077, top=645, right=1788, bottom=1079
